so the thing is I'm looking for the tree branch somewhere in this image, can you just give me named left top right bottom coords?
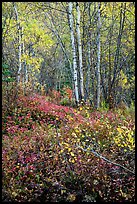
left=76, top=144, right=135, bottom=175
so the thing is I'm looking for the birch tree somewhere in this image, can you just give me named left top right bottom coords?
left=68, top=2, right=79, bottom=104
left=76, top=2, right=84, bottom=100
left=85, top=2, right=92, bottom=101
left=13, top=2, right=22, bottom=84
left=96, top=2, right=101, bottom=109
left=2, top=2, right=135, bottom=106
left=108, top=3, right=115, bottom=109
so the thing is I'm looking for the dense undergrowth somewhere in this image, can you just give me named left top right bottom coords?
left=2, top=93, right=135, bottom=202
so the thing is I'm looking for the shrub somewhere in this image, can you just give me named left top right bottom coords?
left=2, top=95, right=135, bottom=202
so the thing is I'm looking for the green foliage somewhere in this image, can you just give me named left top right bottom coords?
left=129, top=100, right=135, bottom=113
left=60, top=97, right=70, bottom=106
left=2, top=63, right=15, bottom=82
left=99, top=100, right=109, bottom=111
left=118, top=70, right=128, bottom=89
left=2, top=63, right=18, bottom=118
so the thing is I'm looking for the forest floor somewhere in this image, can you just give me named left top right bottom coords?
left=2, top=94, right=135, bottom=202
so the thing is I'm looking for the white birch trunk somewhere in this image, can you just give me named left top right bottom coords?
left=86, top=2, right=92, bottom=101
left=76, top=2, right=84, bottom=100
left=22, top=27, right=28, bottom=84
left=68, top=2, right=79, bottom=104
left=96, top=2, right=101, bottom=109
left=13, top=2, right=22, bottom=84
left=21, top=27, right=28, bottom=95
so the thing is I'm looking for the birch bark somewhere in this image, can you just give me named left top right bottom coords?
left=96, top=2, right=101, bottom=109
left=86, top=2, right=92, bottom=101
left=13, top=2, right=22, bottom=84
left=68, top=2, right=79, bottom=104
left=76, top=2, right=84, bottom=100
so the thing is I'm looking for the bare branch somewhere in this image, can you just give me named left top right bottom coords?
left=76, top=144, right=135, bottom=175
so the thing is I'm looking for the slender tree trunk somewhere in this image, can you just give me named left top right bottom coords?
left=52, top=28, right=73, bottom=76
left=76, top=2, right=84, bottom=100
left=108, top=3, right=115, bottom=108
left=68, top=2, right=79, bottom=104
left=22, top=27, right=24, bottom=81
left=45, top=11, right=73, bottom=80
left=13, top=2, right=22, bottom=84
left=96, top=2, right=101, bottom=109
left=21, top=26, right=28, bottom=85
left=108, top=38, right=112, bottom=107
left=21, top=27, right=28, bottom=95
left=111, top=3, right=126, bottom=106
left=85, top=2, right=92, bottom=101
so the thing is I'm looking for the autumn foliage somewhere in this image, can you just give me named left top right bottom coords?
left=2, top=93, right=135, bottom=202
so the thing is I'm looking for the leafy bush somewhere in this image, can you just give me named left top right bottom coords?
left=2, top=63, right=18, bottom=116
left=2, top=63, right=15, bottom=83
left=60, top=97, right=71, bottom=106
left=2, top=95, right=135, bottom=202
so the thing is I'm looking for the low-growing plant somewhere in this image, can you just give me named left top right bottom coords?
left=2, top=94, right=135, bottom=202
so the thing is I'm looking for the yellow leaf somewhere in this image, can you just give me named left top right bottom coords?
left=117, top=127, right=123, bottom=133
left=61, top=189, right=66, bottom=195
left=87, top=147, right=90, bottom=151
left=69, top=158, right=75, bottom=163
left=72, top=132, right=77, bottom=137
left=121, top=126, right=127, bottom=129
left=71, top=160, right=75, bottom=163
left=12, top=192, right=18, bottom=197
left=70, top=152, right=75, bottom=157
left=75, top=129, right=79, bottom=133
left=67, top=194, right=76, bottom=201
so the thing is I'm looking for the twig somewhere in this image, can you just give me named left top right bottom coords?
left=76, top=144, right=135, bottom=175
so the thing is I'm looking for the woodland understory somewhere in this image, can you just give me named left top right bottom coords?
left=2, top=2, right=135, bottom=202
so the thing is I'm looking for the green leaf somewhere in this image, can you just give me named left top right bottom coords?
left=36, top=174, right=40, bottom=182
left=2, top=63, right=9, bottom=69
